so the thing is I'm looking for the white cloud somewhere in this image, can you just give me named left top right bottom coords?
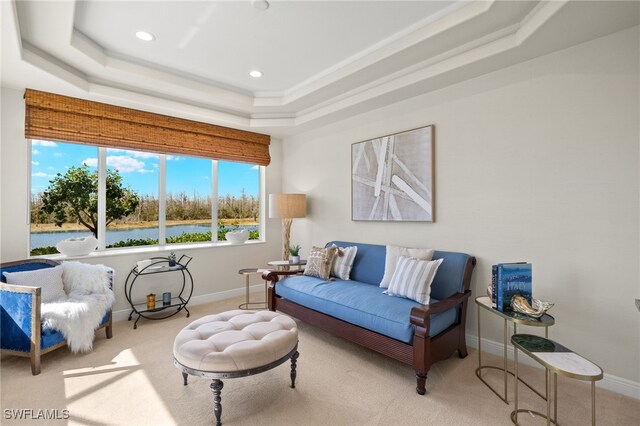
left=53, top=152, right=64, bottom=158
left=251, top=165, right=260, bottom=170
left=200, top=176, right=209, bottom=179
left=32, top=140, right=58, bottom=147
left=32, top=172, right=50, bottom=177
left=83, top=158, right=98, bottom=167
left=32, top=149, right=41, bottom=155
left=106, top=155, right=146, bottom=173
left=109, top=149, right=158, bottom=159
left=167, top=155, right=182, bottom=161
left=32, top=161, right=39, bottom=166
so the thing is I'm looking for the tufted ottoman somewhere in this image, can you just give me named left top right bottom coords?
left=173, top=310, right=299, bottom=425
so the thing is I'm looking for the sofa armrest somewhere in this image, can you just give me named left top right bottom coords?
left=0, top=283, right=42, bottom=352
left=409, top=290, right=471, bottom=328
left=262, top=269, right=303, bottom=284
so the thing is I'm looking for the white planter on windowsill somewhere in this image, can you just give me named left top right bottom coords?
left=55, top=235, right=98, bottom=256
left=225, top=229, right=249, bottom=244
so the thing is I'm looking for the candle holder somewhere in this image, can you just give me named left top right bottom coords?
left=146, top=293, right=156, bottom=310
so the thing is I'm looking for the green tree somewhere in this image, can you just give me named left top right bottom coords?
left=40, top=165, right=139, bottom=237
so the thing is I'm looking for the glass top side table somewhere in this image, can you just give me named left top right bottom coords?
left=238, top=268, right=269, bottom=310
left=267, top=260, right=307, bottom=271
left=511, top=334, right=603, bottom=426
left=475, top=295, right=555, bottom=404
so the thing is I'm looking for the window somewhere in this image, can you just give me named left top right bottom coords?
left=166, top=155, right=213, bottom=244
left=30, top=141, right=98, bottom=255
left=217, top=161, right=260, bottom=241
left=29, top=141, right=262, bottom=256
left=105, top=148, right=159, bottom=249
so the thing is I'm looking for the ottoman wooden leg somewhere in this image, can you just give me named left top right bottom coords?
left=211, top=379, right=224, bottom=426
left=290, top=351, right=299, bottom=388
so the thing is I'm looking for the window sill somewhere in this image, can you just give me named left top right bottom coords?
left=33, top=239, right=266, bottom=261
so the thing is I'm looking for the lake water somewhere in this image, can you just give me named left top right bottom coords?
left=30, top=224, right=257, bottom=250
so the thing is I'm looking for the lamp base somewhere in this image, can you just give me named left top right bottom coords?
left=282, top=218, right=292, bottom=261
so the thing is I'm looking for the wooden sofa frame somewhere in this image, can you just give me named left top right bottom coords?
left=264, top=256, right=476, bottom=395
left=0, top=259, right=113, bottom=375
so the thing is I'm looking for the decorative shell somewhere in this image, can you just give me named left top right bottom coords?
left=510, top=294, right=554, bottom=318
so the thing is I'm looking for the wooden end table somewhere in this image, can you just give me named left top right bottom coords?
left=475, top=296, right=555, bottom=403
left=511, top=334, right=603, bottom=426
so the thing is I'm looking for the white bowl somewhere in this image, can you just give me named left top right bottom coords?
left=55, top=235, right=98, bottom=256
left=225, top=229, right=249, bottom=244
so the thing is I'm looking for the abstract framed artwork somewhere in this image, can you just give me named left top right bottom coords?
left=351, top=125, right=434, bottom=222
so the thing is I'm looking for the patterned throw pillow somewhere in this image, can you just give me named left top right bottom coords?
left=3, top=265, right=67, bottom=303
left=304, top=246, right=338, bottom=280
left=380, top=245, right=435, bottom=288
left=383, top=256, right=443, bottom=304
left=330, top=244, right=358, bottom=280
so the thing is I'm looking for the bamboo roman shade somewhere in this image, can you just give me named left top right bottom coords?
left=24, top=89, right=271, bottom=166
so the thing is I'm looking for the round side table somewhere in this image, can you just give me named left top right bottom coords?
left=237, top=268, right=269, bottom=310
left=267, top=260, right=307, bottom=271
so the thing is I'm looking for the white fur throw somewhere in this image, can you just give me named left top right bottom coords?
left=41, top=261, right=115, bottom=353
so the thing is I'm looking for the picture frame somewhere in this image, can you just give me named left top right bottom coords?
left=351, top=125, right=434, bottom=222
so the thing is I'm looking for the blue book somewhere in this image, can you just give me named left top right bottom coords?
left=496, top=263, right=532, bottom=312
left=491, top=264, right=497, bottom=308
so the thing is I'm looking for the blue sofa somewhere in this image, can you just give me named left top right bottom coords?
left=265, top=241, right=476, bottom=395
left=0, top=259, right=113, bottom=375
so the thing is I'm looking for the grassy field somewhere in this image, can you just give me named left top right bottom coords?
left=30, top=218, right=259, bottom=233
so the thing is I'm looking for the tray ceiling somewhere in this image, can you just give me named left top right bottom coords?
left=2, top=0, right=638, bottom=136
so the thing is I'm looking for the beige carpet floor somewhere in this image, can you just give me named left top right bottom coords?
left=1, top=295, right=639, bottom=425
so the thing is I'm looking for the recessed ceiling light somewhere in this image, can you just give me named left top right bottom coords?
left=249, top=70, right=263, bottom=78
left=252, top=0, right=270, bottom=11
left=135, top=31, right=155, bottom=41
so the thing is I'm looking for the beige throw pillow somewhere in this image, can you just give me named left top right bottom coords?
left=304, top=246, right=339, bottom=280
left=380, top=245, right=435, bottom=288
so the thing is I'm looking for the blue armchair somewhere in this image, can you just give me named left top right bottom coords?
left=0, top=259, right=113, bottom=375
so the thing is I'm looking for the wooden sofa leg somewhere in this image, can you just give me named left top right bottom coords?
left=415, top=372, right=427, bottom=395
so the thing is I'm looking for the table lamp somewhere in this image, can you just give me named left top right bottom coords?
left=269, top=193, right=307, bottom=260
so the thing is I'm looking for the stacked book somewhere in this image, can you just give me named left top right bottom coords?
left=491, top=262, right=532, bottom=312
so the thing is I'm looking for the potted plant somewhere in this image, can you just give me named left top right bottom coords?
left=168, top=252, right=177, bottom=267
left=289, top=244, right=301, bottom=263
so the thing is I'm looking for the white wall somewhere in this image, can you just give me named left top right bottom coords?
left=0, top=86, right=284, bottom=313
left=281, top=27, right=640, bottom=384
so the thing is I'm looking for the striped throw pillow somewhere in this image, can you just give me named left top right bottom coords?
left=384, top=256, right=443, bottom=304
left=330, top=244, right=358, bottom=280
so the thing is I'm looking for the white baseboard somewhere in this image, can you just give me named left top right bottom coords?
left=466, top=334, right=640, bottom=400
left=111, top=283, right=265, bottom=323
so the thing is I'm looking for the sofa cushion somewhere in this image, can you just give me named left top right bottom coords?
left=275, top=276, right=457, bottom=343
left=327, top=241, right=386, bottom=285
left=384, top=256, right=443, bottom=304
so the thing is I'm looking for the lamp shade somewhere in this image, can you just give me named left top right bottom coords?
left=269, top=194, right=306, bottom=218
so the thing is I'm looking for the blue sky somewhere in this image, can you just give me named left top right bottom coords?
left=31, top=140, right=259, bottom=197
